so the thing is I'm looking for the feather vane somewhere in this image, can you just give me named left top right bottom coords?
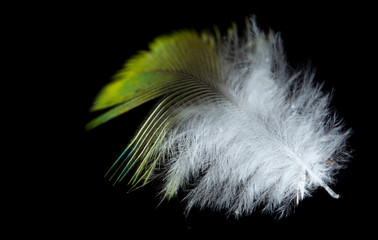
left=88, top=19, right=350, bottom=217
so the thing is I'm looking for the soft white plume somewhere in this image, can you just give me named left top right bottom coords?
left=158, top=21, right=350, bottom=217
left=91, top=19, right=351, bottom=218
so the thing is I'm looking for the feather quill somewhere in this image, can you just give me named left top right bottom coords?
left=88, top=19, right=350, bottom=217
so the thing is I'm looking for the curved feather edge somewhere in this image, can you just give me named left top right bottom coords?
left=86, top=31, right=219, bottom=130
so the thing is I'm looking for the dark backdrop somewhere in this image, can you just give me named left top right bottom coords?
left=65, top=2, right=373, bottom=236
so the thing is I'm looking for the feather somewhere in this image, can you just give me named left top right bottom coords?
left=88, top=18, right=350, bottom=217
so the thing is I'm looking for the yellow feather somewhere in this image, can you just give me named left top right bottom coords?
left=88, top=29, right=221, bottom=194
left=87, top=31, right=218, bottom=130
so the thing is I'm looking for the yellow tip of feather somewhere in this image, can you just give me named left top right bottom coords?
left=88, top=29, right=218, bottom=129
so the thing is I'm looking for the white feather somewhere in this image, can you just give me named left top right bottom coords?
left=91, top=19, right=351, bottom=218
left=157, top=21, right=350, bottom=217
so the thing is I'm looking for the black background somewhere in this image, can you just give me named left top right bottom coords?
left=45, top=2, right=374, bottom=237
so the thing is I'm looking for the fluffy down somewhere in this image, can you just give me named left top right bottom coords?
left=159, top=23, right=350, bottom=217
